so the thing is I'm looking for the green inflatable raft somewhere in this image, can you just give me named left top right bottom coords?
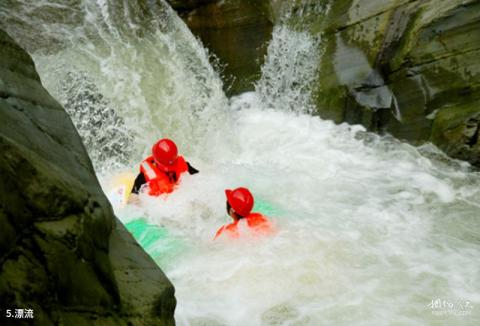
left=125, top=219, right=186, bottom=266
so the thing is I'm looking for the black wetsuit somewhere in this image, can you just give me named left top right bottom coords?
left=131, top=162, right=199, bottom=194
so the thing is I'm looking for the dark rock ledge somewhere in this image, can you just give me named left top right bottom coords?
left=0, top=29, right=175, bottom=326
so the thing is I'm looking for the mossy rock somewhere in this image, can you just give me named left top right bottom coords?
left=0, top=28, right=175, bottom=324
left=431, top=97, right=480, bottom=166
left=298, top=0, right=480, bottom=166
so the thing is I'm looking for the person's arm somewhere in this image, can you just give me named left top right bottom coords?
left=214, top=225, right=226, bottom=240
left=131, top=172, right=146, bottom=194
left=187, top=162, right=199, bottom=175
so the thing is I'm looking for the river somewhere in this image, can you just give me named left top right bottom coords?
left=1, top=1, right=479, bottom=324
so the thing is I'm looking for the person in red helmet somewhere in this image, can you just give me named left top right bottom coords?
left=214, top=187, right=273, bottom=240
left=131, top=138, right=198, bottom=197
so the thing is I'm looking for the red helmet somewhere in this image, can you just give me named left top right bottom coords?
left=225, top=187, right=254, bottom=217
left=152, top=138, right=178, bottom=170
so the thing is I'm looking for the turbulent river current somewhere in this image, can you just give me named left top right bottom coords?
left=1, top=0, right=479, bottom=325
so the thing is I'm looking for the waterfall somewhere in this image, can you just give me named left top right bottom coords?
left=1, top=0, right=228, bottom=171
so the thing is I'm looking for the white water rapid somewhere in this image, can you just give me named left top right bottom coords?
left=1, top=1, right=479, bottom=325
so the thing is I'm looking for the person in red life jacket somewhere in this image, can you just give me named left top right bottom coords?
left=131, top=138, right=199, bottom=197
left=214, top=187, right=273, bottom=240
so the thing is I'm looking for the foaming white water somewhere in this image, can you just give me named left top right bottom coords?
left=112, top=92, right=480, bottom=325
left=255, top=26, right=321, bottom=114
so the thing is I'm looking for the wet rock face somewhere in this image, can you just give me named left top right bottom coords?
left=167, top=0, right=480, bottom=165
left=167, top=0, right=273, bottom=96
left=306, top=0, right=480, bottom=166
left=0, top=29, right=175, bottom=325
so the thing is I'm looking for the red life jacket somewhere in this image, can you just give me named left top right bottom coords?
left=214, top=213, right=273, bottom=240
left=140, top=155, right=188, bottom=196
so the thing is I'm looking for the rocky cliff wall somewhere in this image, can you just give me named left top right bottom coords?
left=0, top=29, right=176, bottom=325
left=303, top=0, right=480, bottom=166
left=169, top=0, right=480, bottom=166
left=168, top=0, right=273, bottom=95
